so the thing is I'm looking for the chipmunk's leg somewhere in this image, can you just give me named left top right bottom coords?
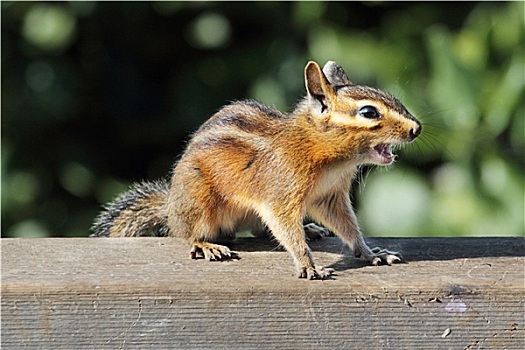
left=308, top=192, right=402, bottom=265
left=169, top=212, right=235, bottom=261
left=187, top=214, right=240, bottom=261
left=260, top=210, right=333, bottom=279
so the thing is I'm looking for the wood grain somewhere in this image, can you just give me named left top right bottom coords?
left=1, top=237, right=524, bottom=349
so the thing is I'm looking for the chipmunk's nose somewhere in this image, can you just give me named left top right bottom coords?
left=408, top=123, right=422, bottom=141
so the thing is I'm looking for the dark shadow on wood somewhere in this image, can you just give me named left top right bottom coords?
left=230, top=236, right=525, bottom=273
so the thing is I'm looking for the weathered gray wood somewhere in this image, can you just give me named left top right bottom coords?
left=1, top=237, right=524, bottom=349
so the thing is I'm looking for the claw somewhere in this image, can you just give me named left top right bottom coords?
left=366, top=246, right=402, bottom=266
left=304, top=223, right=331, bottom=241
left=386, top=254, right=401, bottom=265
left=190, top=242, right=237, bottom=261
left=299, top=266, right=335, bottom=280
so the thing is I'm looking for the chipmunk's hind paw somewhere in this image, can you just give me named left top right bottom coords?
left=298, top=266, right=335, bottom=280
left=368, top=247, right=402, bottom=265
left=190, top=242, right=238, bottom=261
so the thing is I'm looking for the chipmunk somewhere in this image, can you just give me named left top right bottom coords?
left=91, top=60, right=422, bottom=279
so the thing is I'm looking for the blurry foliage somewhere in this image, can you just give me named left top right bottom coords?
left=2, top=1, right=523, bottom=238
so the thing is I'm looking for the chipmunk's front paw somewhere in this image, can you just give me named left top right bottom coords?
left=190, top=242, right=238, bottom=261
left=366, top=247, right=402, bottom=266
left=298, top=266, right=335, bottom=280
left=303, top=223, right=331, bottom=241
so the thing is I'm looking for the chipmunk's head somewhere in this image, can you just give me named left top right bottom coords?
left=303, top=60, right=422, bottom=165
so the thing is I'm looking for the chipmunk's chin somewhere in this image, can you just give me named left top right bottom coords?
left=370, top=144, right=395, bottom=165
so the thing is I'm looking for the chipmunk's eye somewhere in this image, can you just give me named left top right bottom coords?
left=359, top=106, right=380, bottom=119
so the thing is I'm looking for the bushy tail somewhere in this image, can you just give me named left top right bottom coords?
left=90, top=180, right=170, bottom=237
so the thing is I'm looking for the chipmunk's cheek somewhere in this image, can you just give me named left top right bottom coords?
left=369, top=144, right=395, bottom=165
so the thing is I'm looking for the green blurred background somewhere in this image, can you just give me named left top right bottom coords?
left=2, top=1, right=524, bottom=238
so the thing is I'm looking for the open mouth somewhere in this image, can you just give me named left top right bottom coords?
left=372, top=144, right=395, bottom=164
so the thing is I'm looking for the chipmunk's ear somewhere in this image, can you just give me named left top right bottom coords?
left=322, top=61, right=352, bottom=87
left=305, top=61, right=337, bottom=113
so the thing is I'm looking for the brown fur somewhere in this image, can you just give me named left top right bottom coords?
left=92, top=61, right=422, bottom=279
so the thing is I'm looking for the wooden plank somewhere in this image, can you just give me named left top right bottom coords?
left=1, top=237, right=524, bottom=349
